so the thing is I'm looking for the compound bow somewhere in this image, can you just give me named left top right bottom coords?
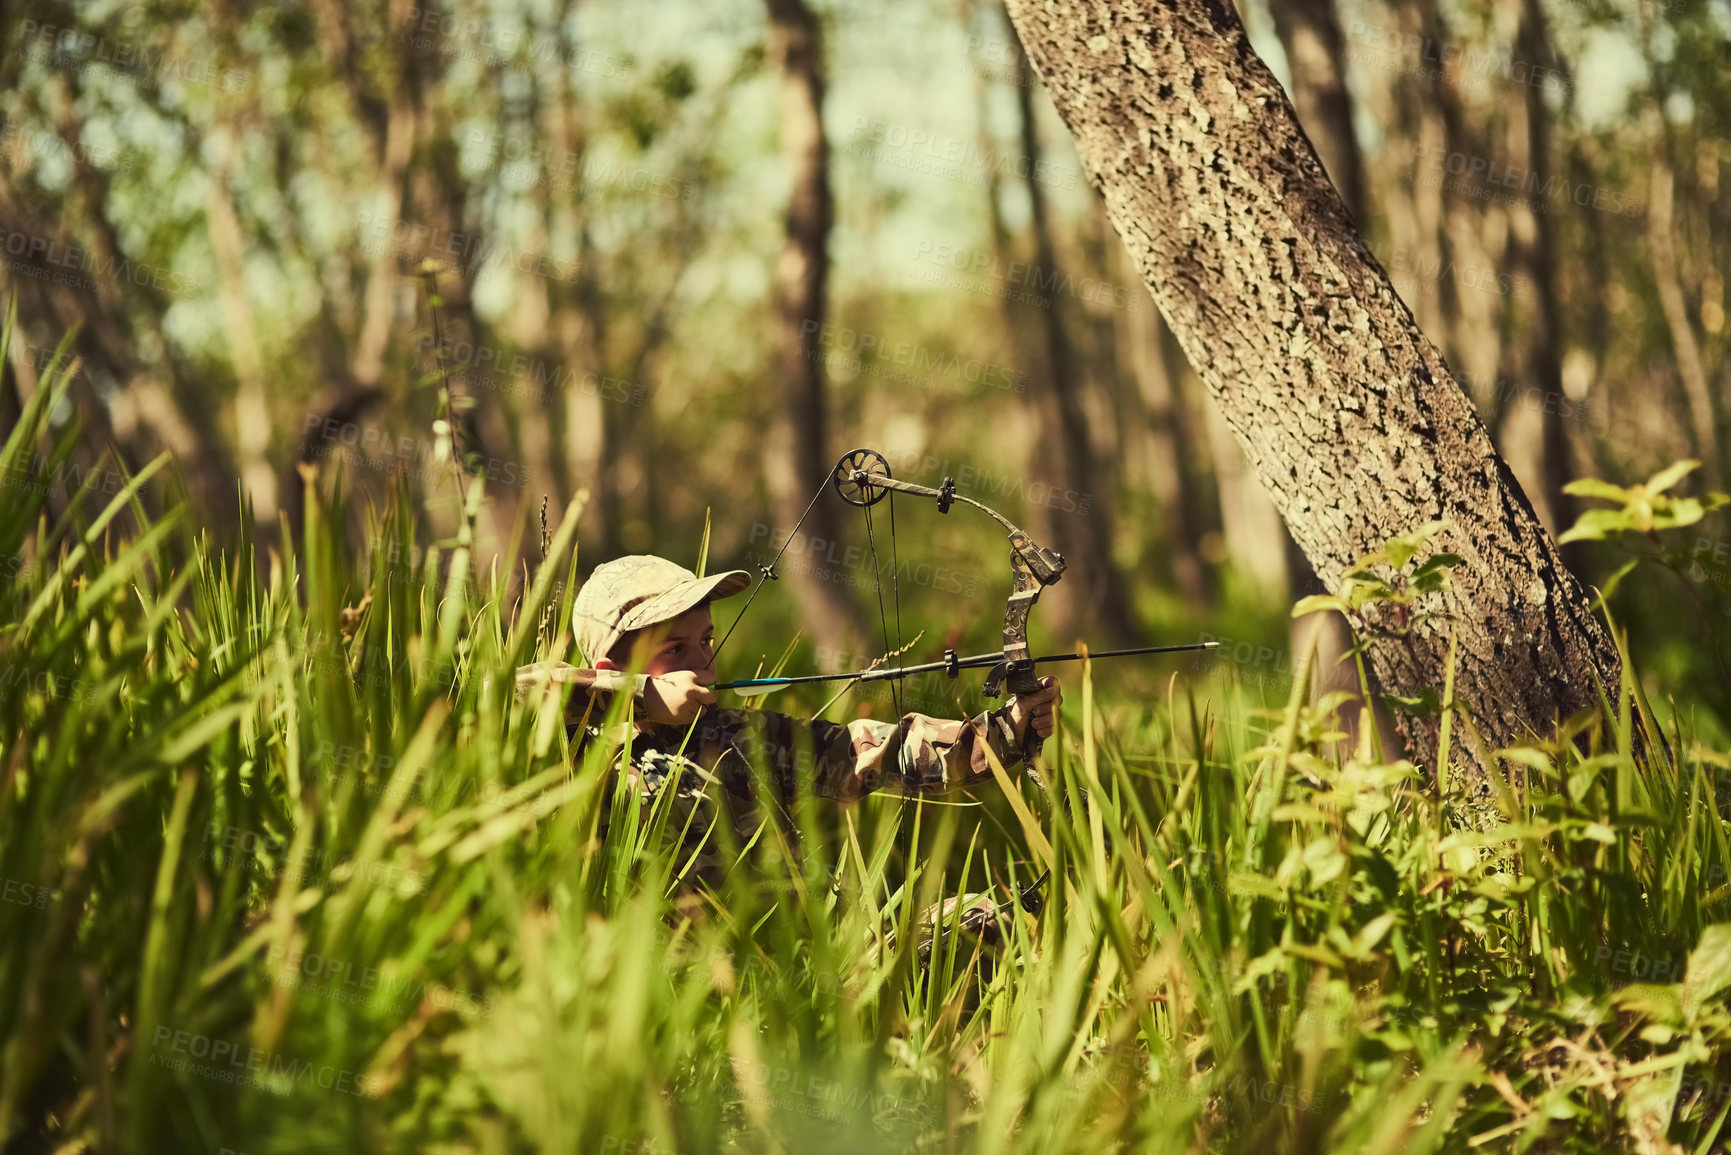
left=711, top=448, right=1216, bottom=761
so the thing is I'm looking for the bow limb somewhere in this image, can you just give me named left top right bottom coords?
left=992, top=529, right=1057, bottom=768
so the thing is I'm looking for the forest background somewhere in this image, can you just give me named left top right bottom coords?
left=3, top=0, right=1727, bottom=727
left=8, top=0, right=1731, bottom=1152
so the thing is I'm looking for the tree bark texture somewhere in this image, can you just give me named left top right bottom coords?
left=1002, top=0, right=1624, bottom=777
left=1269, top=0, right=1395, bottom=758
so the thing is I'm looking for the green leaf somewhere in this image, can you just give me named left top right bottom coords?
left=1615, top=983, right=1686, bottom=1027
left=1559, top=508, right=1639, bottom=544
left=1386, top=688, right=1443, bottom=716
left=1657, top=496, right=1705, bottom=530
left=1592, top=558, right=1640, bottom=609
left=1380, top=520, right=1449, bottom=569
left=1562, top=477, right=1634, bottom=502
left=1682, top=924, right=1731, bottom=1022
left=1292, top=594, right=1352, bottom=619
left=1645, top=459, right=1700, bottom=497
left=1497, top=746, right=1559, bottom=775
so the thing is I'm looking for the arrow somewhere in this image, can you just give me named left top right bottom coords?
left=717, top=641, right=1219, bottom=697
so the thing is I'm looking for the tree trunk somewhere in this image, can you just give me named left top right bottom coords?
left=206, top=152, right=279, bottom=525
left=1495, top=0, right=1578, bottom=562
left=1010, top=45, right=1142, bottom=644
left=1203, top=394, right=1288, bottom=599
left=1003, top=0, right=1624, bottom=782
left=763, top=0, right=867, bottom=657
left=1270, top=0, right=1395, bottom=757
left=1646, top=119, right=1720, bottom=490
left=1267, top=0, right=1363, bottom=219
left=1114, top=242, right=1209, bottom=609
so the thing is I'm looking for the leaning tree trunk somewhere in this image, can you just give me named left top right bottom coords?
left=1002, top=0, right=1624, bottom=782
left=1269, top=0, right=1396, bottom=759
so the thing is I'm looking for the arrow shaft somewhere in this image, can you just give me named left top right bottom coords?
left=716, top=641, right=1216, bottom=692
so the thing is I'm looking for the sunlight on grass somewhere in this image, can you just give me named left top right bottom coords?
left=4, top=319, right=1731, bottom=1152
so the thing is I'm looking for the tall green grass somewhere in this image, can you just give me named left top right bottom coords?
left=5, top=320, right=1731, bottom=1153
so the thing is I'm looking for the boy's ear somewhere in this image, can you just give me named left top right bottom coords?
left=595, top=629, right=636, bottom=671
left=604, top=627, right=664, bottom=671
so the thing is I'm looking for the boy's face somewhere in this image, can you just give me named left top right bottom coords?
left=599, top=604, right=716, bottom=683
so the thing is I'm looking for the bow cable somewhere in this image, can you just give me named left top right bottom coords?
left=859, top=491, right=905, bottom=718
left=709, top=472, right=832, bottom=667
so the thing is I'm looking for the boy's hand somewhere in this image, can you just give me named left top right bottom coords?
left=642, top=670, right=717, bottom=725
left=1006, top=676, right=1062, bottom=742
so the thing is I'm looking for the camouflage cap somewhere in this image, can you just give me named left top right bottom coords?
left=571, top=555, right=751, bottom=665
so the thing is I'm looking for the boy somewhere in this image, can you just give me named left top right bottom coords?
left=516, top=554, right=1061, bottom=915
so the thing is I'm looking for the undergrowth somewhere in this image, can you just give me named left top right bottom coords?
left=5, top=321, right=1731, bottom=1153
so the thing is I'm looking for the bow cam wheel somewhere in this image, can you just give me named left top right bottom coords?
left=833, top=448, right=891, bottom=507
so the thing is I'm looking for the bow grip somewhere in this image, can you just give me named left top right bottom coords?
left=1003, top=659, right=1047, bottom=765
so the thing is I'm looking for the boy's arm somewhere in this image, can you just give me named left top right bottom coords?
left=514, top=662, right=644, bottom=726
left=807, top=708, right=1025, bottom=802
left=514, top=663, right=717, bottom=727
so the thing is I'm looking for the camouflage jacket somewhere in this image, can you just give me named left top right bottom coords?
left=515, top=664, right=1026, bottom=903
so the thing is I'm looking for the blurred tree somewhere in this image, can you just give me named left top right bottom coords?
left=1495, top=0, right=1580, bottom=562
left=1110, top=233, right=1211, bottom=610
left=1004, top=0, right=1624, bottom=781
left=1268, top=0, right=1364, bottom=216
left=762, top=0, right=867, bottom=656
left=1008, top=39, right=1140, bottom=643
